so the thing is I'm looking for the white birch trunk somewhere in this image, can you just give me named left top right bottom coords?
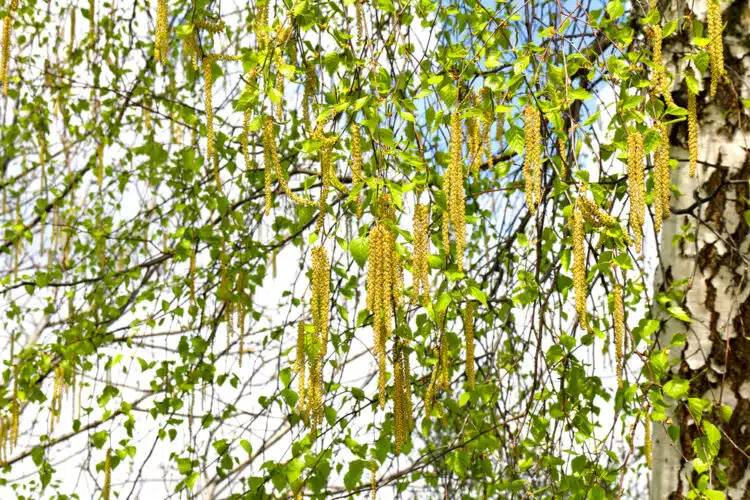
left=652, top=0, right=750, bottom=497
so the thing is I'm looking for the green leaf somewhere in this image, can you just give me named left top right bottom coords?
left=606, top=0, right=624, bottom=19
left=350, top=237, right=368, bottom=267
left=663, top=378, right=689, bottom=400
left=459, top=392, right=471, bottom=407
left=667, top=306, right=691, bottom=322
left=467, top=286, right=487, bottom=307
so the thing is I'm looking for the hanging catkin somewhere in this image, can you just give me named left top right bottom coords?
left=263, top=116, right=316, bottom=206
left=467, top=91, right=481, bottom=175
left=303, top=63, right=316, bottom=134
left=653, top=122, right=671, bottom=232
left=645, top=411, right=652, bottom=469
left=613, top=284, right=624, bottom=387
left=465, top=300, right=475, bottom=390
left=445, top=109, right=466, bottom=272
left=558, top=136, right=568, bottom=179
left=393, top=342, right=413, bottom=453
left=102, top=447, right=112, bottom=500
left=707, top=0, right=724, bottom=97
left=688, top=89, right=698, bottom=177
left=316, top=133, right=335, bottom=234
left=274, top=48, right=285, bottom=120
left=523, top=104, right=542, bottom=215
left=350, top=123, right=364, bottom=216
left=570, top=201, right=587, bottom=329
left=203, top=54, right=241, bottom=187
left=0, top=0, right=18, bottom=96
left=236, top=272, right=246, bottom=366
left=203, top=58, right=218, bottom=186
left=89, top=0, right=96, bottom=47
left=154, top=0, right=168, bottom=64
left=309, top=246, right=330, bottom=431
left=411, top=203, right=430, bottom=306
left=50, top=365, right=65, bottom=433
left=626, top=130, right=645, bottom=253
left=366, top=195, right=402, bottom=408
left=295, top=323, right=307, bottom=417
left=311, top=246, right=330, bottom=360
left=479, top=87, right=494, bottom=173
left=579, top=194, right=618, bottom=229
left=648, top=23, right=672, bottom=103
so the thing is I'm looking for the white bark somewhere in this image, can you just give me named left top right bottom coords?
left=652, top=0, right=750, bottom=497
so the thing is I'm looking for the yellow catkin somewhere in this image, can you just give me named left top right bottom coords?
left=424, top=310, right=448, bottom=420
left=303, top=63, right=316, bottom=134
left=242, top=97, right=252, bottom=165
left=626, top=130, right=645, bottom=253
left=203, top=54, right=241, bottom=187
left=438, top=310, right=449, bottom=391
left=0, top=417, right=7, bottom=465
left=69, top=8, right=76, bottom=58
left=311, top=247, right=330, bottom=358
left=707, top=0, right=724, bottom=97
left=370, top=460, right=377, bottom=500
left=154, top=0, right=168, bottom=64
left=350, top=123, right=363, bottom=215
left=411, top=203, right=430, bottom=306
left=194, top=18, right=225, bottom=34
left=558, top=136, right=568, bottom=179
left=522, top=104, right=542, bottom=215
left=648, top=24, right=671, bottom=103
left=465, top=300, right=475, bottom=390
left=467, top=92, right=481, bottom=175
left=50, top=365, right=65, bottom=433
left=103, top=448, right=112, bottom=500
left=571, top=202, right=587, bottom=329
left=393, top=345, right=406, bottom=453
left=316, top=133, right=335, bottom=234
left=495, top=112, right=504, bottom=144
left=356, top=1, right=366, bottom=46
left=254, top=0, right=269, bottom=48
left=97, top=142, right=104, bottom=189
left=0, top=14, right=12, bottom=96
left=579, top=194, right=618, bottom=229
left=446, top=109, right=466, bottom=272
left=392, top=343, right=413, bottom=453
left=645, top=411, right=652, bottom=469
left=366, top=195, right=402, bottom=408
left=295, top=323, right=307, bottom=416
left=236, top=272, right=246, bottom=366
left=480, top=87, right=494, bottom=173
left=89, top=0, right=97, bottom=42
left=263, top=116, right=316, bottom=207
left=274, top=49, right=285, bottom=120
left=10, top=387, right=18, bottom=450
left=203, top=58, right=217, bottom=186
left=184, top=31, right=199, bottom=71
left=653, top=121, right=671, bottom=232
left=189, top=246, right=196, bottom=308
left=613, top=284, right=624, bottom=387
left=688, top=89, right=698, bottom=177
left=263, top=119, right=272, bottom=216
left=310, top=246, right=330, bottom=431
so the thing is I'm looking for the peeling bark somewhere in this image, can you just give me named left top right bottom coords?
left=652, top=0, right=750, bottom=497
